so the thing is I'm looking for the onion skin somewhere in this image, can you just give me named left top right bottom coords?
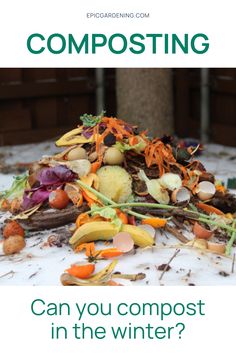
left=49, top=190, right=70, bottom=209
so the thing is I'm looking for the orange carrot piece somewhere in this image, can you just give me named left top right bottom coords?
left=75, top=242, right=96, bottom=257
left=75, top=213, right=90, bottom=228
left=196, top=202, right=224, bottom=216
left=91, top=160, right=102, bottom=173
left=142, top=217, right=167, bottom=228
left=116, top=210, right=128, bottom=224
left=66, top=263, right=95, bottom=279
left=99, top=248, right=123, bottom=259
left=82, top=191, right=96, bottom=207
left=129, top=136, right=139, bottom=146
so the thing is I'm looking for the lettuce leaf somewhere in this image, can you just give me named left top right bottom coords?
left=114, top=140, right=145, bottom=154
left=0, top=173, right=28, bottom=206
left=90, top=204, right=122, bottom=230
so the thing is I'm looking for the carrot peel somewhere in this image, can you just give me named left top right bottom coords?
left=142, top=217, right=167, bottom=228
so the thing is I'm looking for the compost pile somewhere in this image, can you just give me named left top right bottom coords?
left=1, top=112, right=236, bottom=286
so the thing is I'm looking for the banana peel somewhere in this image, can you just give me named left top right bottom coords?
left=69, top=221, right=154, bottom=248
left=112, top=273, right=146, bottom=281
left=86, top=259, right=118, bottom=282
left=56, top=127, right=94, bottom=146
left=60, top=260, right=146, bottom=286
left=61, top=260, right=118, bottom=286
left=60, top=273, right=110, bottom=286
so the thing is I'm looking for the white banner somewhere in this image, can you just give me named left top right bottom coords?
left=0, top=0, right=235, bottom=67
left=0, top=286, right=234, bottom=354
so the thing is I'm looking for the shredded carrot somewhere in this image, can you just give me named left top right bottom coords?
left=140, top=130, right=149, bottom=142
left=142, top=217, right=167, bottom=228
left=129, top=136, right=139, bottom=146
left=215, top=184, right=226, bottom=193
left=82, top=189, right=103, bottom=207
left=91, top=160, right=102, bottom=173
left=102, top=117, right=132, bottom=139
left=144, top=139, right=177, bottom=176
left=82, top=191, right=95, bottom=207
left=196, top=203, right=224, bottom=216
left=75, top=242, right=96, bottom=257
left=75, top=243, right=123, bottom=260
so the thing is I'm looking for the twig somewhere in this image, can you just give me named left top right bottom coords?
left=158, top=249, right=180, bottom=281
left=165, top=225, right=189, bottom=243
left=231, top=254, right=235, bottom=274
left=0, top=270, right=15, bottom=279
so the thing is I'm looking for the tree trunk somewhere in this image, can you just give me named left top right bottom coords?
left=116, top=68, right=174, bottom=137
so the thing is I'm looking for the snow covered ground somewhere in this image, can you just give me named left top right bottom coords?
left=0, top=142, right=236, bottom=286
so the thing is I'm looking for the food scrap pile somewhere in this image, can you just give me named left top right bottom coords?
left=1, top=112, right=236, bottom=286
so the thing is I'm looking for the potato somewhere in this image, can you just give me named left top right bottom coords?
left=3, top=235, right=26, bottom=255
left=97, top=166, right=132, bottom=203
left=104, top=147, right=124, bottom=165
left=67, top=147, right=87, bottom=161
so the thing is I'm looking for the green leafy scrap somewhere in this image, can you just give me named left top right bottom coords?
left=90, top=204, right=122, bottom=230
left=114, top=141, right=143, bottom=153
left=80, top=110, right=105, bottom=127
left=0, top=173, right=28, bottom=206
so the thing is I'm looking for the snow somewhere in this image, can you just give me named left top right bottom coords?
left=0, top=142, right=236, bottom=286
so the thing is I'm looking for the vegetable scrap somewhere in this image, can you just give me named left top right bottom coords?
left=0, top=112, right=236, bottom=285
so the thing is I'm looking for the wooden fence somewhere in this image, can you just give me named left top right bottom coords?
left=0, top=68, right=116, bottom=145
left=0, top=68, right=235, bottom=146
left=174, top=69, right=236, bottom=146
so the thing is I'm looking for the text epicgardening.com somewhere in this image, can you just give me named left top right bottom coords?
left=86, top=12, right=150, bottom=19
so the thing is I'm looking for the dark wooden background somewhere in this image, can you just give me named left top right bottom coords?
left=0, top=68, right=116, bottom=145
left=0, top=68, right=235, bottom=146
left=174, top=69, right=236, bottom=146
